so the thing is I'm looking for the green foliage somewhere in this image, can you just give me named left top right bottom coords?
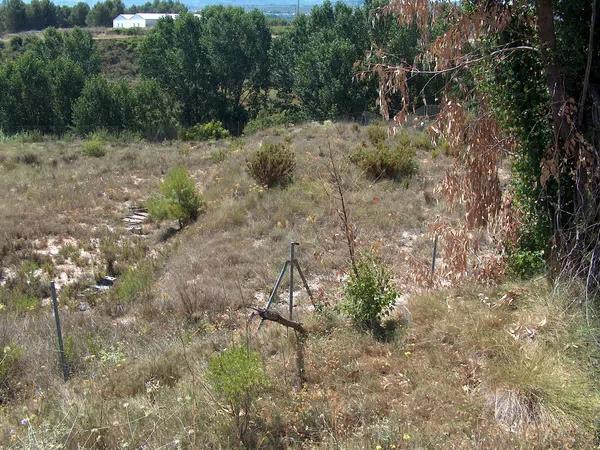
left=246, top=142, right=296, bottom=187
left=244, top=109, right=307, bottom=134
left=207, top=345, right=268, bottom=442
left=351, top=143, right=417, bottom=180
left=147, top=166, right=204, bottom=227
left=342, top=253, right=399, bottom=331
left=82, top=137, right=106, bottom=157
left=115, top=264, right=153, bottom=304
left=11, top=294, right=39, bottom=313
left=366, top=124, right=387, bottom=145
left=508, top=250, right=546, bottom=280
left=180, top=120, right=230, bottom=141
left=0, top=342, right=23, bottom=402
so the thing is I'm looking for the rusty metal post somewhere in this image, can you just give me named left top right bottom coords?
left=431, top=235, right=438, bottom=275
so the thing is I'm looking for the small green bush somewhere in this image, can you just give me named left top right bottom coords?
left=342, top=253, right=399, bottom=332
left=366, top=125, right=387, bottom=145
left=247, top=142, right=296, bottom=187
left=508, top=249, right=546, bottom=279
left=115, top=264, right=153, bottom=304
left=0, top=343, right=23, bottom=402
left=180, top=120, right=230, bottom=141
left=82, top=138, right=106, bottom=157
left=244, top=109, right=307, bottom=134
left=351, top=143, right=417, bottom=180
left=207, top=345, right=268, bottom=443
left=147, top=166, right=204, bottom=228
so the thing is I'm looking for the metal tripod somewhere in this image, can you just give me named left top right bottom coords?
left=258, top=242, right=314, bottom=330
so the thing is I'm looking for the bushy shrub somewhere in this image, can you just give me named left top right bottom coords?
left=180, top=121, right=230, bottom=141
left=207, top=345, right=268, bottom=444
left=351, top=143, right=417, bottom=180
left=147, top=166, right=204, bottom=228
left=244, top=109, right=307, bottom=134
left=0, top=342, right=23, bottom=402
left=246, top=142, right=296, bottom=187
left=366, top=124, right=387, bottom=145
left=82, top=138, right=106, bottom=157
left=508, top=249, right=546, bottom=279
left=342, top=253, right=399, bottom=332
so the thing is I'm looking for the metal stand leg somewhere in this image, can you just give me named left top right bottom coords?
left=294, top=260, right=315, bottom=306
left=258, top=261, right=289, bottom=330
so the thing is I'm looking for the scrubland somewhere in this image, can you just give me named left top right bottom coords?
left=0, top=122, right=598, bottom=449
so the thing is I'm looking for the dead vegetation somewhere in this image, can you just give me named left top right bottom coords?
left=0, top=121, right=598, bottom=448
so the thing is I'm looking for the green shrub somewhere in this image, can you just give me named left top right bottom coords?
left=351, top=143, right=417, bottom=180
left=115, top=264, right=153, bottom=304
left=508, top=249, right=546, bottom=279
left=244, top=109, right=307, bottom=134
left=366, top=124, right=387, bottom=145
left=207, top=345, right=268, bottom=444
left=147, top=166, right=204, bottom=228
left=82, top=138, right=106, bottom=157
left=180, top=120, right=230, bottom=141
left=0, top=343, right=23, bottom=402
left=246, top=142, right=296, bottom=188
left=342, top=253, right=399, bottom=332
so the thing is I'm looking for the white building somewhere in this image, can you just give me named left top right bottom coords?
left=112, top=13, right=181, bottom=29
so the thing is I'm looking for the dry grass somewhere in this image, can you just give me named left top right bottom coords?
left=0, top=122, right=597, bottom=448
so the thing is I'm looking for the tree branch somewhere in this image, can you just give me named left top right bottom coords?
left=578, top=0, right=598, bottom=127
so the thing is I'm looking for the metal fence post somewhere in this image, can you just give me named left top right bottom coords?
left=50, top=282, right=69, bottom=382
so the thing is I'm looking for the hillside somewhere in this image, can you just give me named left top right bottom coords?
left=0, top=122, right=598, bottom=448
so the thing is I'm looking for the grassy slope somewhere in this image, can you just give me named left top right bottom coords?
left=0, top=122, right=598, bottom=448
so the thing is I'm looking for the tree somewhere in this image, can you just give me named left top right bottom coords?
left=200, top=6, right=271, bottom=123
left=69, top=2, right=89, bottom=27
left=139, top=14, right=214, bottom=126
left=295, top=34, right=372, bottom=120
left=86, top=0, right=123, bottom=27
left=4, top=0, right=27, bottom=32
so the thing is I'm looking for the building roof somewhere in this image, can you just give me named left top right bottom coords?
left=134, top=13, right=179, bottom=20
left=114, top=14, right=135, bottom=20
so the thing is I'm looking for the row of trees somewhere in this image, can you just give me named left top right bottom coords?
left=0, top=2, right=441, bottom=136
left=0, top=0, right=187, bottom=32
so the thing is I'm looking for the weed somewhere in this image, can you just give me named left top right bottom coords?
left=0, top=341, right=23, bottom=403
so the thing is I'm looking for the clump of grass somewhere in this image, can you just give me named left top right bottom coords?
left=351, top=143, right=417, bottom=180
left=82, top=138, right=106, bottom=157
left=14, top=152, right=40, bottom=166
left=114, top=264, right=153, bottom=304
left=246, top=142, right=296, bottom=188
left=0, top=340, right=23, bottom=403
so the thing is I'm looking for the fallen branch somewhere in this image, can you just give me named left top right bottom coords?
left=251, top=307, right=307, bottom=388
